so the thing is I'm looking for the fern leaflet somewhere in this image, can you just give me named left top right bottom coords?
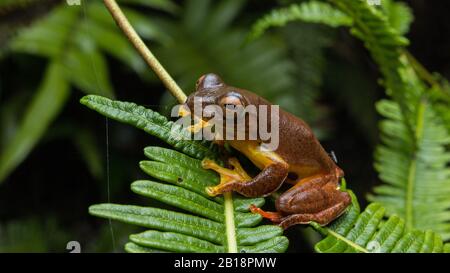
left=314, top=191, right=450, bottom=253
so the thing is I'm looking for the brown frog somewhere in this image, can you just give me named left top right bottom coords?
left=183, top=73, right=351, bottom=229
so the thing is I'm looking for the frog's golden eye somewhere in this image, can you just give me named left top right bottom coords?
left=219, top=94, right=242, bottom=108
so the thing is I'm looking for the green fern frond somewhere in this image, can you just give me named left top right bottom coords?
left=314, top=191, right=449, bottom=253
left=89, top=148, right=288, bottom=253
left=328, top=0, right=422, bottom=133
left=368, top=99, right=450, bottom=240
left=381, top=0, right=414, bottom=35
left=81, top=95, right=288, bottom=253
left=80, top=95, right=219, bottom=161
left=268, top=0, right=450, bottom=241
left=248, top=1, right=352, bottom=41
left=322, top=0, right=450, bottom=241
left=428, top=81, right=450, bottom=134
left=251, top=0, right=421, bottom=130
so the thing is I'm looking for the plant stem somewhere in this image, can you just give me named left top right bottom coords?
left=103, top=0, right=238, bottom=253
left=326, top=229, right=369, bottom=253
left=405, top=100, right=426, bottom=231
left=224, top=192, right=238, bottom=253
left=102, top=0, right=187, bottom=103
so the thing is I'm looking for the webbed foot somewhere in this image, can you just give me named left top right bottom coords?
left=203, top=158, right=251, bottom=196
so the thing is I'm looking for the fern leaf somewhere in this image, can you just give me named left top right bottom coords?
left=80, top=95, right=219, bottom=160
left=381, top=0, right=414, bottom=35
left=314, top=191, right=449, bottom=253
left=89, top=147, right=288, bottom=253
left=318, top=0, right=450, bottom=241
left=328, top=0, right=423, bottom=133
left=368, top=100, right=450, bottom=240
left=0, top=61, right=70, bottom=183
left=125, top=242, right=167, bottom=253
left=248, top=1, right=352, bottom=41
left=82, top=96, right=288, bottom=253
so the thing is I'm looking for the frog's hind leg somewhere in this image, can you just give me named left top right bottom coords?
left=278, top=201, right=350, bottom=229
left=275, top=174, right=351, bottom=229
left=250, top=200, right=348, bottom=229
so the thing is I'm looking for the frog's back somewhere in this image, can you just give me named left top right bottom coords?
left=234, top=88, right=336, bottom=177
left=275, top=109, right=336, bottom=176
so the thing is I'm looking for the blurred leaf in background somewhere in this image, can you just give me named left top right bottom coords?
left=0, top=0, right=174, bottom=183
left=0, top=217, right=69, bottom=252
left=281, top=22, right=336, bottom=138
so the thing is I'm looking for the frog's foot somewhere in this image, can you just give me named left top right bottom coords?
left=203, top=158, right=251, bottom=196
left=249, top=204, right=283, bottom=223
left=277, top=200, right=350, bottom=229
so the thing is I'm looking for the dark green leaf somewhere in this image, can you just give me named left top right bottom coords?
left=0, top=61, right=70, bottom=182
left=80, top=95, right=219, bottom=160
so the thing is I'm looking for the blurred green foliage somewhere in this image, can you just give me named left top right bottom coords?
left=0, top=0, right=174, bottom=183
left=0, top=217, right=69, bottom=252
left=251, top=0, right=450, bottom=243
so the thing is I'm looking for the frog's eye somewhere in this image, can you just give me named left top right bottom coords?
left=196, top=73, right=224, bottom=90
left=219, top=94, right=242, bottom=108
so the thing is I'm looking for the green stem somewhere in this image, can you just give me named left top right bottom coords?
left=103, top=0, right=187, bottom=103
left=224, top=192, right=238, bottom=253
left=405, top=100, right=425, bottom=230
left=326, top=229, right=369, bottom=253
left=103, top=0, right=238, bottom=253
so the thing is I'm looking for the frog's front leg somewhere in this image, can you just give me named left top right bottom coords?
left=202, top=158, right=251, bottom=196
left=203, top=157, right=288, bottom=198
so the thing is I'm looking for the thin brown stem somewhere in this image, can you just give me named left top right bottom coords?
left=103, top=0, right=187, bottom=103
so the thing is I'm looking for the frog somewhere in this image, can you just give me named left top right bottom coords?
left=182, top=73, right=351, bottom=229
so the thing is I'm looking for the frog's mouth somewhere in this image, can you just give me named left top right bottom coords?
left=178, top=104, right=213, bottom=133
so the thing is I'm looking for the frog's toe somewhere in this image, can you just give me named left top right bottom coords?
left=201, top=159, right=217, bottom=169
left=249, top=205, right=283, bottom=223
left=205, top=183, right=235, bottom=196
left=202, top=158, right=253, bottom=196
left=205, top=186, right=219, bottom=196
left=206, top=185, right=229, bottom=196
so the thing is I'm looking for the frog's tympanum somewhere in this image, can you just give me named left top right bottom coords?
left=183, top=73, right=351, bottom=229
